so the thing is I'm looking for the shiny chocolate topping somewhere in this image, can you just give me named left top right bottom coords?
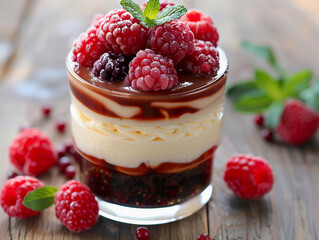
left=67, top=48, right=228, bottom=120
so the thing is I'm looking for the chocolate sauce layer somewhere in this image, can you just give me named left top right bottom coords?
left=67, top=48, right=228, bottom=120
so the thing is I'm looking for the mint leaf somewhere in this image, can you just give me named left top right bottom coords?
left=242, top=41, right=277, bottom=67
left=120, top=0, right=147, bottom=27
left=145, top=17, right=157, bottom=28
left=23, top=186, right=58, bottom=211
left=234, top=93, right=272, bottom=113
left=155, top=4, right=187, bottom=25
left=282, top=70, right=312, bottom=99
left=226, top=81, right=263, bottom=101
left=144, top=0, right=160, bottom=19
left=265, top=101, right=284, bottom=129
left=242, top=41, right=286, bottom=78
left=254, top=69, right=283, bottom=100
left=300, top=79, right=319, bottom=112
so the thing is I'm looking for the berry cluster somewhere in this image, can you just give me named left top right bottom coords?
left=71, top=0, right=220, bottom=92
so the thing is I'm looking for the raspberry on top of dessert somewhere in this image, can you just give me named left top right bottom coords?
left=71, top=0, right=220, bottom=92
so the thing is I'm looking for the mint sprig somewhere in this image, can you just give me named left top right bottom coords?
left=23, top=186, right=58, bottom=211
left=120, top=0, right=187, bottom=28
left=227, top=42, right=317, bottom=129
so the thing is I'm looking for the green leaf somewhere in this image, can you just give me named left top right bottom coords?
left=155, top=4, right=187, bottom=25
left=145, top=16, right=157, bottom=28
left=265, top=101, right=284, bottom=129
left=300, top=79, right=319, bottom=112
left=23, top=186, right=58, bottom=211
left=234, top=93, right=273, bottom=113
left=226, top=81, right=263, bottom=101
left=144, top=0, right=160, bottom=20
left=282, top=70, right=312, bottom=99
left=242, top=41, right=277, bottom=67
left=254, top=69, right=283, bottom=100
left=120, top=0, right=147, bottom=27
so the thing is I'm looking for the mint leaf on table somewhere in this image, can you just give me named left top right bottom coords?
left=282, top=70, right=312, bottom=99
left=226, top=81, right=263, bottom=101
left=300, top=79, right=319, bottom=112
left=265, top=101, right=284, bottom=129
left=121, top=0, right=187, bottom=28
left=254, top=69, right=283, bottom=101
left=23, top=186, right=58, bottom=211
left=234, top=93, right=272, bottom=113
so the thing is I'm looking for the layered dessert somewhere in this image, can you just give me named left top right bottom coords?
left=67, top=0, right=228, bottom=209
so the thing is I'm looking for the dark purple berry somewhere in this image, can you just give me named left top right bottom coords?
left=56, top=119, right=66, bottom=133
left=58, top=156, right=71, bottom=172
left=135, top=227, right=150, bottom=240
left=92, top=52, right=132, bottom=81
left=254, top=115, right=264, bottom=127
left=261, top=129, right=273, bottom=142
left=42, top=105, right=52, bottom=118
left=65, top=165, right=76, bottom=179
left=197, top=234, right=211, bottom=240
left=7, top=170, right=19, bottom=179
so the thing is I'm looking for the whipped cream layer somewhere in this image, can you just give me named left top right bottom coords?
left=71, top=104, right=223, bottom=168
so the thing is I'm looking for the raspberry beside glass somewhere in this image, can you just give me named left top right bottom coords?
left=67, top=0, right=228, bottom=224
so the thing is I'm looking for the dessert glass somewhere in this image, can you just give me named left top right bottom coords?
left=66, top=48, right=228, bottom=225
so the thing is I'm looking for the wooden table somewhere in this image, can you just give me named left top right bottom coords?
left=0, top=0, right=318, bottom=239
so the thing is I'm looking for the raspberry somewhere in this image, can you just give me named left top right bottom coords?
left=224, top=155, right=274, bottom=199
left=72, top=26, right=108, bottom=67
left=178, top=40, right=219, bottom=76
left=125, top=49, right=178, bottom=91
left=92, top=52, right=131, bottom=81
left=180, top=9, right=219, bottom=47
left=141, top=0, right=175, bottom=11
left=55, top=180, right=99, bottom=232
left=91, top=13, right=104, bottom=28
left=147, top=20, right=194, bottom=64
left=9, top=128, right=56, bottom=176
left=0, top=176, right=44, bottom=218
left=97, top=9, right=148, bottom=56
left=276, top=99, right=319, bottom=145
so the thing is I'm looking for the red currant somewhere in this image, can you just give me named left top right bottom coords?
left=58, top=156, right=71, bottom=172
left=254, top=115, right=264, bottom=127
left=65, top=165, right=76, bottom=179
left=7, top=170, right=19, bottom=179
left=42, top=105, right=52, bottom=118
left=135, top=227, right=150, bottom=240
left=56, top=119, right=66, bottom=133
left=197, top=234, right=211, bottom=240
left=261, top=129, right=273, bottom=142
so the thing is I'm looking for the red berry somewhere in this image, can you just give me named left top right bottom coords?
left=148, top=20, right=194, bottom=64
left=73, top=151, right=82, bottom=163
left=197, top=234, right=211, bottom=240
left=56, top=147, right=66, bottom=159
left=56, top=119, right=66, bottom=133
left=97, top=9, right=147, bottom=56
left=180, top=9, right=219, bottom=47
left=0, top=176, right=44, bottom=218
left=261, top=129, right=273, bottom=142
left=141, top=0, right=175, bottom=11
left=9, top=128, right=56, bottom=176
left=63, top=141, right=73, bottom=154
left=19, top=126, right=30, bottom=132
left=58, top=156, right=71, bottom=172
left=65, top=165, right=76, bottom=179
left=55, top=180, right=99, bottom=232
left=135, top=227, right=150, bottom=240
left=7, top=170, right=19, bottom=179
left=72, top=25, right=107, bottom=67
left=276, top=99, right=319, bottom=145
left=125, top=49, right=178, bottom=91
left=91, top=13, right=104, bottom=28
left=224, top=155, right=274, bottom=199
left=178, top=39, right=219, bottom=76
left=254, top=115, right=264, bottom=127
left=42, top=105, right=52, bottom=118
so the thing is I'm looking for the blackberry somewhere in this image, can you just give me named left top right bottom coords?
left=92, top=53, right=131, bottom=81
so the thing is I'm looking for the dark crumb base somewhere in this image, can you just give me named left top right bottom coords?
left=79, top=154, right=214, bottom=207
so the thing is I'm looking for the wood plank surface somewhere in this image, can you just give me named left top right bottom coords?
left=0, top=0, right=318, bottom=239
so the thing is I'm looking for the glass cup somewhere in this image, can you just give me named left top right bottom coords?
left=66, top=48, right=228, bottom=225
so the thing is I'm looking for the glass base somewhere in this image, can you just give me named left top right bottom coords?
left=98, top=184, right=213, bottom=225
